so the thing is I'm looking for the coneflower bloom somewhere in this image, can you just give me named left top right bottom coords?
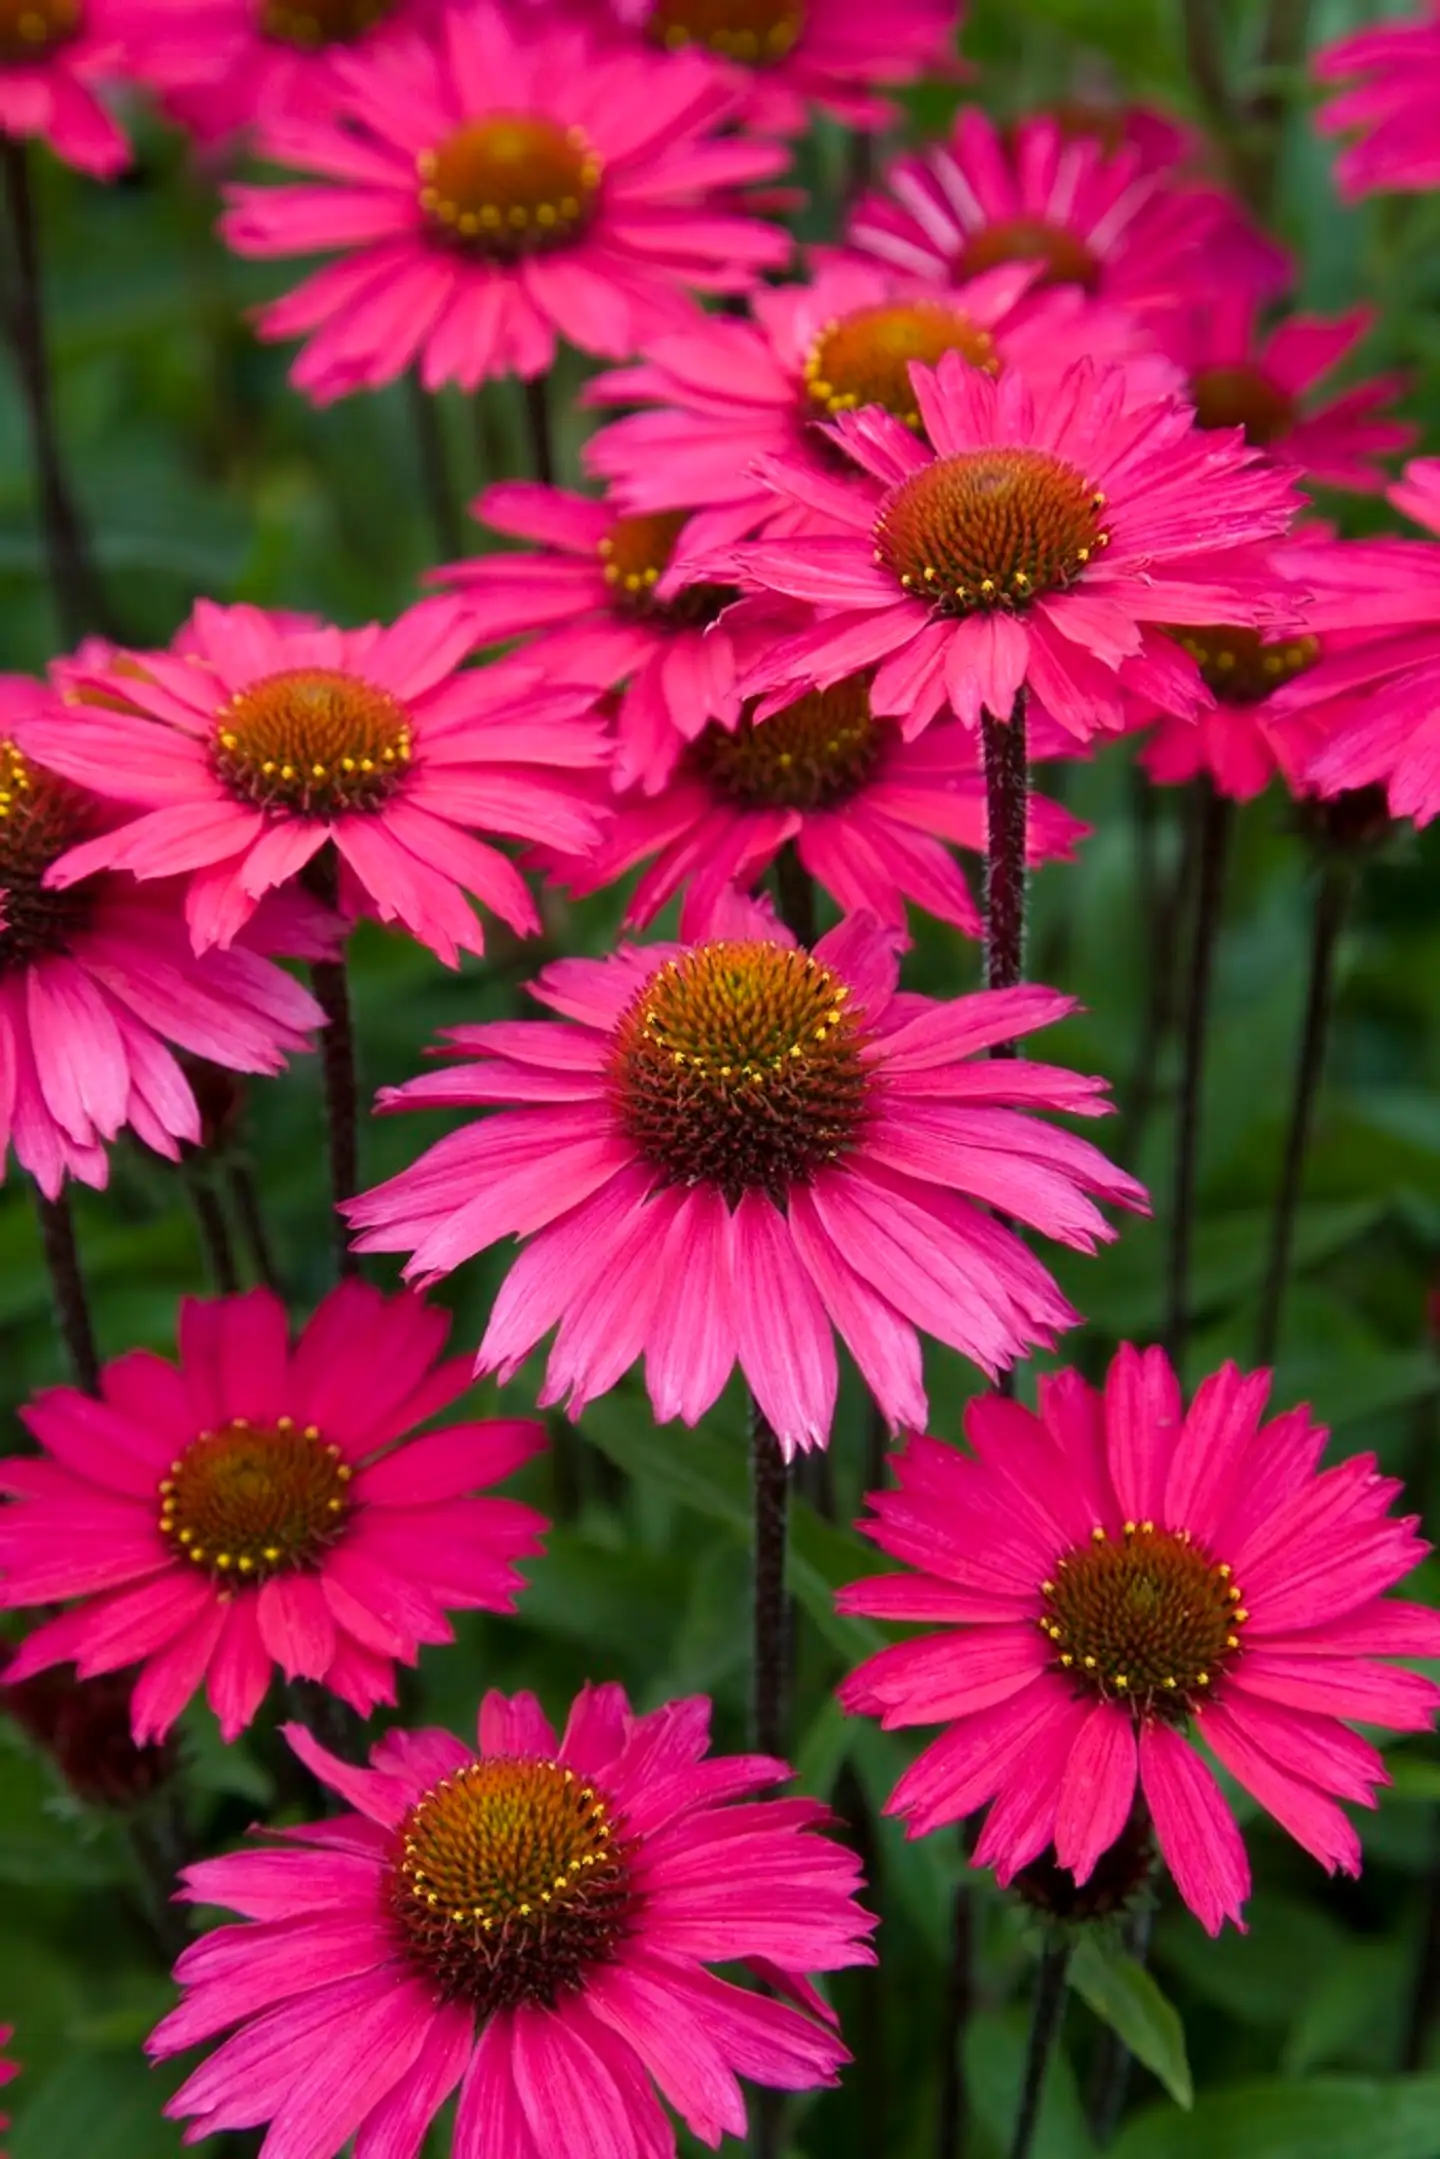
left=1139, top=620, right=1321, bottom=802
left=0, top=1284, right=547, bottom=1741
left=433, top=485, right=771, bottom=795
left=847, top=108, right=1287, bottom=328
left=151, top=1683, right=874, bottom=2154
left=220, top=1, right=790, bottom=401
left=592, top=0, right=957, bottom=133
left=730, top=353, right=1300, bottom=741
left=1315, top=4, right=1440, bottom=199
left=1264, top=463, right=1440, bottom=825
left=840, top=1347, right=1440, bottom=1934
left=1155, top=295, right=1414, bottom=494
left=0, top=0, right=136, bottom=175
left=134, top=0, right=437, bottom=147
left=561, top=670, right=1086, bottom=936
left=21, top=597, right=608, bottom=961
left=347, top=900, right=1144, bottom=1454
left=584, top=254, right=1175, bottom=553
left=0, top=697, right=324, bottom=1197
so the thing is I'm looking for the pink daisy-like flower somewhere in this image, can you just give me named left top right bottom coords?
left=589, top=0, right=957, bottom=134
left=0, top=1283, right=548, bottom=1741
left=434, top=485, right=773, bottom=795
left=20, top=596, right=608, bottom=962
left=346, top=900, right=1144, bottom=1454
left=0, top=0, right=135, bottom=175
left=1139, top=620, right=1322, bottom=803
left=584, top=254, right=1176, bottom=553
left=1154, top=294, right=1414, bottom=495
left=220, top=1, right=791, bottom=401
left=150, top=1683, right=874, bottom=2157
left=840, top=1346, right=1440, bottom=1935
left=562, top=668, right=1087, bottom=937
left=0, top=699, right=324, bottom=1197
left=730, top=353, right=1300, bottom=742
left=132, top=0, right=436, bottom=147
left=1315, top=4, right=1440, bottom=199
left=847, top=108, right=1287, bottom=328
left=1263, top=464, right=1440, bottom=825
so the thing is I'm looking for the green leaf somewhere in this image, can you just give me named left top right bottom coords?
left=1069, top=1933, right=1193, bottom=2110
left=1113, top=2077, right=1440, bottom=2159
left=8, top=2048, right=184, bottom=2159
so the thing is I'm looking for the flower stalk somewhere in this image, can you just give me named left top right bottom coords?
left=32, top=1186, right=100, bottom=1394
left=1166, top=781, right=1232, bottom=1370
left=1010, top=1936, right=1072, bottom=2159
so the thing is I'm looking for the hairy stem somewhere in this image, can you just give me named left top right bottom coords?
left=33, top=1185, right=100, bottom=1393
left=981, top=691, right=1029, bottom=1015
left=1010, top=1937, right=1072, bottom=2159
left=228, top=1161, right=284, bottom=1296
left=750, top=1401, right=791, bottom=2159
left=184, top=1165, right=240, bottom=1294
left=1165, top=783, right=1232, bottom=1371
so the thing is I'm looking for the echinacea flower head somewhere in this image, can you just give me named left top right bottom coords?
left=1263, top=466, right=1440, bottom=826
left=220, top=1, right=791, bottom=401
left=1139, top=619, right=1321, bottom=802
left=1154, top=294, right=1415, bottom=495
left=840, top=1346, right=1440, bottom=1935
left=584, top=254, right=1176, bottom=551
left=20, top=597, right=608, bottom=962
left=732, top=354, right=1301, bottom=742
left=847, top=108, right=1287, bottom=329
left=0, top=0, right=135, bottom=174
left=151, top=1683, right=874, bottom=2157
left=0, top=1284, right=548, bottom=1741
left=1315, top=4, right=1440, bottom=199
left=0, top=689, right=325, bottom=1197
left=133, top=0, right=436, bottom=146
left=592, top=0, right=958, bottom=133
left=562, top=667, right=1086, bottom=937
left=347, top=901, right=1144, bottom=1454
left=434, top=485, right=770, bottom=795
left=3, top=1657, right=176, bottom=1806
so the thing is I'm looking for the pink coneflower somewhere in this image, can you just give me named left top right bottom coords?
left=847, top=108, right=1287, bottom=329
left=561, top=669, right=1087, bottom=936
left=134, top=0, right=435, bottom=147
left=1263, top=463, right=1440, bottom=825
left=0, top=0, right=135, bottom=175
left=590, top=0, right=957, bottom=133
left=0, top=699, right=324, bottom=1197
left=584, top=254, right=1176, bottom=553
left=433, top=485, right=771, bottom=795
left=151, top=1682, right=874, bottom=2154
left=730, top=353, right=1300, bottom=742
left=0, top=1283, right=547, bottom=1741
left=1154, top=295, right=1414, bottom=494
left=1315, top=4, right=1440, bottom=199
left=1139, top=621, right=1321, bottom=802
left=346, top=899, right=1144, bottom=1454
left=839, top=1346, right=1440, bottom=1934
left=220, top=1, right=790, bottom=401
left=20, top=597, right=608, bottom=961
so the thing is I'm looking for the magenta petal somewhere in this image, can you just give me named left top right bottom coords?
left=352, top=1997, right=474, bottom=2159
left=257, top=1572, right=338, bottom=1681
left=509, top=2002, right=641, bottom=2159
left=1140, top=1720, right=1250, bottom=1936
left=1052, top=1704, right=1138, bottom=1886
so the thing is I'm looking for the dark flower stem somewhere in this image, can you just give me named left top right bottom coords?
left=523, top=371, right=555, bottom=487
left=1404, top=1821, right=1440, bottom=2069
left=228, top=1161, right=284, bottom=1296
left=1086, top=1901, right=1156, bottom=2144
left=184, top=1165, right=240, bottom=1294
left=750, top=1401, right=790, bottom=2159
left=305, top=854, right=362, bottom=1280
left=1117, top=776, right=1195, bottom=1168
left=1010, top=1937, right=1072, bottom=2159
left=406, top=374, right=464, bottom=560
left=1254, top=861, right=1351, bottom=1367
left=33, top=1185, right=100, bottom=1393
left=981, top=691, right=1029, bottom=1017
left=774, top=841, right=817, bottom=947
left=0, top=137, right=111, bottom=643
left=936, top=1845, right=975, bottom=2159
left=1165, top=782, right=1232, bottom=1372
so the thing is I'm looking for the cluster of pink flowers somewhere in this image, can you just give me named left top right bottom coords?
left=6, top=3, right=1440, bottom=2155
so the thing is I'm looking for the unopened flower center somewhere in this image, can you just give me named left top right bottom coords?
left=955, top=217, right=1102, bottom=294
left=259, top=0, right=396, bottom=46
left=688, top=674, right=884, bottom=811
left=611, top=940, right=871, bottom=1206
left=875, top=447, right=1108, bottom=616
left=418, top=115, right=601, bottom=258
left=804, top=304, right=1000, bottom=431
left=1040, top=1522, right=1246, bottom=1721
left=646, top=0, right=804, bottom=65
left=391, top=1756, right=633, bottom=2016
left=1191, top=365, right=1294, bottom=448
left=0, top=0, right=79, bottom=63
left=1171, top=624, right=1319, bottom=704
left=158, top=1417, right=351, bottom=1584
left=0, top=741, right=97, bottom=973
left=598, top=511, right=735, bottom=629
left=213, top=668, right=413, bottom=819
